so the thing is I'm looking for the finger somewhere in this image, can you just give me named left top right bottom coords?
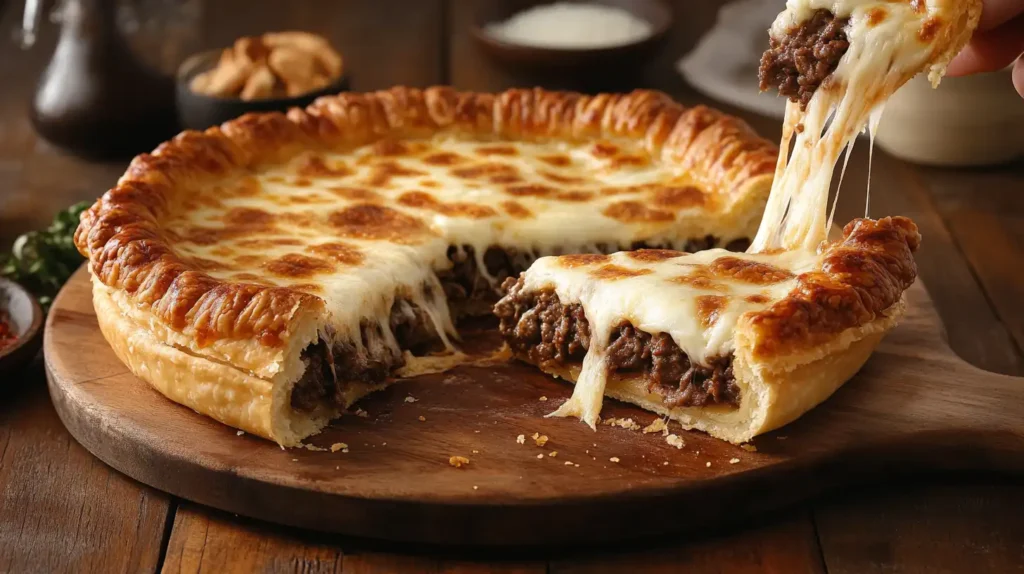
left=947, top=13, right=1024, bottom=75
left=976, top=0, right=1024, bottom=31
left=1014, top=56, right=1024, bottom=97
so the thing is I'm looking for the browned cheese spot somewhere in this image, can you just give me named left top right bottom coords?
left=452, top=162, right=522, bottom=184
left=328, top=204, right=431, bottom=244
left=297, top=154, right=355, bottom=178
left=672, top=270, right=729, bottom=293
left=608, top=155, right=650, bottom=169
left=559, top=253, right=610, bottom=268
left=627, top=249, right=683, bottom=263
left=230, top=272, right=266, bottom=282
left=867, top=6, right=887, bottom=26
left=696, top=295, right=727, bottom=328
left=590, top=264, right=653, bottom=281
left=591, top=142, right=620, bottom=158
left=308, top=242, right=365, bottom=266
left=292, top=177, right=312, bottom=187
left=603, top=201, right=675, bottom=223
left=502, top=200, right=533, bottom=219
left=505, top=184, right=556, bottom=198
left=399, top=191, right=497, bottom=219
left=264, top=253, right=336, bottom=279
left=420, top=180, right=441, bottom=188
left=423, top=152, right=467, bottom=166
left=540, top=170, right=586, bottom=185
left=184, top=256, right=225, bottom=272
left=475, top=145, right=518, bottom=156
left=224, top=207, right=275, bottom=228
left=209, top=246, right=235, bottom=258
left=289, top=283, right=323, bottom=294
left=233, top=254, right=266, bottom=267
left=919, top=16, right=941, bottom=42
left=365, top=161, right=426, bottom=187
left=652, top=185, right=706, bottom=209
left=226, top=176, right=260, bottom=198
left=329, top=186, right=382, bottom=202
left=746, top=294, right=770, bottom=304
left=708, top=257, right=794, bottom=284
left=599, top=185, right=647, bottom=197
left=556, top=190, right=594, bottom=202
left=538, top=154, right=571, bottom=167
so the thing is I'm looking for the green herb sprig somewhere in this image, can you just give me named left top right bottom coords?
left=1, top=201, right=91, bottom=310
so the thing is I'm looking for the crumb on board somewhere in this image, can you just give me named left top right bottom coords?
left=516, top=434, right=526, bottom=445
left=730, top=458, right=741, bottom=464
left=418, top=416, right=427, bottom=422
left=574, top=463, right=580, bottom=468
left=236, top=430, right=245, bottom=436
left=706, top=461, right=711, bottom=467
left=472, top=450, right=480, bottom=454
left=539, top=396, right=548, bottom=402
left=642, top=418, right=668, bottom=435
left=473, top=485, right=478, bottom=490
left=564, top=461, right=573, bottom=466
left=602, top=417, right=640, bottom=431
left=342, top=448, right=349, bottom=453
left=741, top=444, right=757, bottom=452
left=609, top=457, right=620, bottom=463
left=665, top=434, right=685, bottom=449
left=291, top=458, right=298, bottom=462
left=532, top=433, right=549, bottom=447
left=404, top=396, right=418, bottom=403
left=536, top=454, right=544, bottom=459
left=449, top=456, right=470, bottom=468
left=303, top=444, right=328, bottom=452
left=548, top=451, right=558, bottom=457
left=663, top=461, right=669, bottom=466
left=330, top=442, right=348, bottom=453
left=354, top=409, right=369, bottom=418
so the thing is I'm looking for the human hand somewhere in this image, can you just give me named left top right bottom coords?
left=946, top=0, right=1024, bottom=97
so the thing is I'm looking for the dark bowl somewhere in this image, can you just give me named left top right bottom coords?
left=175, top=50, right=350, bottom=131
left=0, top=278, right=44, bottom=377
left=472, top=0, right=673, bottom=78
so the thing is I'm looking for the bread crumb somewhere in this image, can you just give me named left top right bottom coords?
left=602, top=417, right=640, bottom=431
left=236, top=430, right=245, bottom=436
left=564, top=461, right=573, bottom=466
left=663, top=461, right=669, bottom=466
left=548, top=451, right=557, bottom=457
left=342, top=448, right=349, bottom=453
left=449, top=455, right=470, bottom=468
left=382, top=442, right=387, bottom=446
left=574, top=463, right=580, bottom=468
left=474, top=430, right=481, bottom=433
left=539, top=396, right=548, bottom=401
left=354, top=409, right=369, bottom=418
left=609, top=457, right=620, bottom=463
left=536, top=453, right=544, bottom=459
left=665, top=434, right=685, bottom=449
left=330, top=442, right=348, bottom=452
left=291, top=458, right=298, bottom=462
left=741, top=444, right=757, bottom=452
left=418, top=415, right=426, bottom=422
left=472, top=450, right=480, bottom=454
left=516, top=434, right=526, bottom=444
left=532, top=433, right=549, bottom=447
left=730, top=458, right=740, bottom=464
left=706, top=461, right=711, bottom=467
left=473, top=485, right=478, bottom=490
left=404, top=396, right=418, bottom=403
left=695, top=450, right=700, bottom=456
left=642, top=418, right=668, bottom=435
left=336, top=466, right=340, bottom=470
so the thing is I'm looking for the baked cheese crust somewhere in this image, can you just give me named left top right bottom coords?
left=75, top=87, right=777, bottom=445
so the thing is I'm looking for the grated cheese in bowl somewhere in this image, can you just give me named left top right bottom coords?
left=485, top=2, right=654, bottom=50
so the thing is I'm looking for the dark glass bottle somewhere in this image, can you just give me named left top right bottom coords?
left=26, top=0, right=179, bottom=159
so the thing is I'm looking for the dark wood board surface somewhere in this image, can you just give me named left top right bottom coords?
left=43, top=266, right=1024, bottom=546
left=3, top=0, right=1024, bottom=570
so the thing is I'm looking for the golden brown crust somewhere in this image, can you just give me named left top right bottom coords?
left=742, top=216, right=920, bottom=358
left=75, top=87, right=777, bottom=350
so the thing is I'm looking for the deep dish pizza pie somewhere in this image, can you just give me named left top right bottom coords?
left=494, top=0, right=979, bottom=442
left=74, top=88, right=777, bottom=446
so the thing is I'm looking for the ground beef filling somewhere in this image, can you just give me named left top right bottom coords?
left=758, top=9, right=851, bottom=108
left=293, top=236, right=750, bottom=411
left=494, top=280, right=741, bottom=408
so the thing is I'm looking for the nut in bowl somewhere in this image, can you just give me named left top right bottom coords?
left=176, top=31, right=349, bottom=131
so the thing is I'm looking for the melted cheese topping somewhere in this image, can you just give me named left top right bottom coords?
left=164, top=133, right=757, bottom=362
left=535, top=0, right=943, bottom=427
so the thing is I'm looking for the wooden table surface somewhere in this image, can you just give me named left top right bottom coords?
left=2, top=1, right=1023, bottom=572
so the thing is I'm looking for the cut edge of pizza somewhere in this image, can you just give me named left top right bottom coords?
left=75, top=87, right=778, bottom=446
left=495, top=0, right=979, bottom=443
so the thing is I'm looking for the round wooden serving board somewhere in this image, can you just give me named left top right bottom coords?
left=45, top=268, right=1024, bottom=546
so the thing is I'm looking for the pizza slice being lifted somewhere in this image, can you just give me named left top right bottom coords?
left=495, top=0, right=981, bottom=443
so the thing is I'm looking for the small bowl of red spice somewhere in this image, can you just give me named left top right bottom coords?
left=0, top=278, right=44, bottom=377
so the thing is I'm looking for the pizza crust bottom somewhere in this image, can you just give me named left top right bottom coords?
left=524, top=302, right=903, bottom=444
